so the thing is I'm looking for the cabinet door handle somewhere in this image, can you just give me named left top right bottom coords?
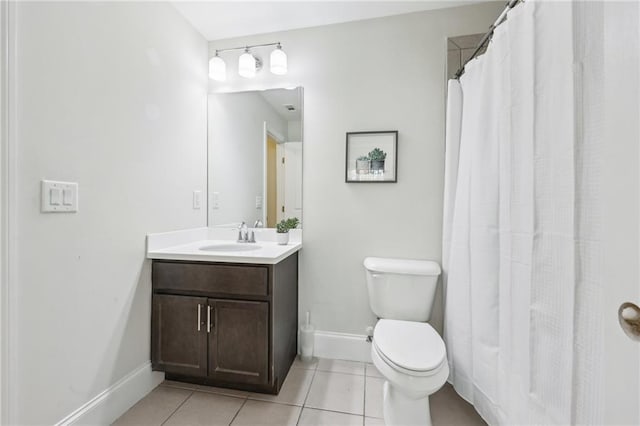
left=207, top=305, right=212, bottom=333
left=197, top=304, right=202, bottom=331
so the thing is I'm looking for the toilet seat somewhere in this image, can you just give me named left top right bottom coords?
left=373, top=319, right=446, bottom=376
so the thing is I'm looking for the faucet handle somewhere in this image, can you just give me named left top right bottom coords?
left=237, top=221, right=249, bottom=243
left=253, top=219, right=263, bottom=228
left=249, top=231, right=256, bottom=243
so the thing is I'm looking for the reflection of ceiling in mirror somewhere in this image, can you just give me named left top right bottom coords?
left=259, top=89, right=301, bottom=122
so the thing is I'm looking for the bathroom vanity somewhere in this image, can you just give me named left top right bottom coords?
left=147, top=228, right=301, bottom=394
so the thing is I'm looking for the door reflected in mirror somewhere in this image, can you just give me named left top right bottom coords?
left=208, top=87, right=303, bottom=229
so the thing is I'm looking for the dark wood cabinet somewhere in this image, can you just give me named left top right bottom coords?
left=151, top=253, right=298, bottom=394
left=208, top=299, right=269, bottom=385
left=152, top=294, right=208, bottom=377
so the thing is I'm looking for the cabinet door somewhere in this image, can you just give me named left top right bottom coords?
left=208, top=299, right=269, bottom=385
left=152, top=294, right=208, bottom=377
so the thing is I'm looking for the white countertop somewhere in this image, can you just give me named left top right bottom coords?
left=146, top=227, right=302, bottom=265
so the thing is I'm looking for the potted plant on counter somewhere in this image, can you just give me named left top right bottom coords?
left=276, top=217, right=300, bottom=245
left=368, top=148, right=387, bottom=174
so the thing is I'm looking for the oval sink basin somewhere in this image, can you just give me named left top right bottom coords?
left=199, top=243, right=262, bottom=252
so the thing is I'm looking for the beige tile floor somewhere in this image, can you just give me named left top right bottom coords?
left=113, top=357, right=485, bottom=426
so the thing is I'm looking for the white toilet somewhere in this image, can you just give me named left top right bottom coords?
left=364, top=257, right=448, bottom=426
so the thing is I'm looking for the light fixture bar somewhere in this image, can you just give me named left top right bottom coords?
left=210, top=42, right=287, bottom=80
left=215, top=42, right=281, bottom=54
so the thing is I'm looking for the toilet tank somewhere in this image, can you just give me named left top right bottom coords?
left=364, top=257, right=441, bottom=322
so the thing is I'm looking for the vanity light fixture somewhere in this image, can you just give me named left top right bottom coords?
left=270, top=43, right=287, bottom=75
left=238, top=48, right=261, bottom=78
left=208, top=42, right=287, bottom=80
left=209, top=52, right=226, bottom=81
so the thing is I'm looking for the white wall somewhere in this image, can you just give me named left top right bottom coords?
left=209, top=2, right=502, bottom=337
left=288, top=120, right=302, bottom=142
left=0, top=1, right=9, bottom=423
left=11, top=2, right=207, bottom=424
left=208, top=92, right=286, bottom=227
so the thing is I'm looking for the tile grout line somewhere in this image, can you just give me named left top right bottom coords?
left=194, top=388, right=249, bottom=399
left=300, top=369, right=368, bottom=419
left=363, top=373, right=367, bottom=422
left=314, top=367, right=366, bottom=377
left=163, top=382, right=249, bottom=401
left=315, top=370, right=365, bottom=376
left=227, top=396, right=249, bottom=426
left=302, top=368, right=369, bottom=417
left=246, top=398, right=306, bottom=409
left=302, top=407, right=364, bottom=420
left=302, top=362, right=319, bottom=406
left=299, top=405, right=367, bottom=419
left=306, top=406, right=363, bottom=416
left=160, top=390, right=194, bottom=426
left=161, top=382, right=199, bottom=392
left=295, top=365, right=319, bottom=425
left=315, top=360, right=366, bottom=377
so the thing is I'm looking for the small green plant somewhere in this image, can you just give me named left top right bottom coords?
left=357, top=155, right=370, bottom=161
left=368, top=148, right=387, bottom=161
left=277, top=217, right=300, bottom=233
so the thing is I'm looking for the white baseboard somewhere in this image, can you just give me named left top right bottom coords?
left=56, top=362, right=164, bottom=426
left=312, top=330, right=372, bottom=363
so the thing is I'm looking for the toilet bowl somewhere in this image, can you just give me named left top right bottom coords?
left=363, top=257, right=447, bottom=426
left=371, top=319, right=448, bottom=426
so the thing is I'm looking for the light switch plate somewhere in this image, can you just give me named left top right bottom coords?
left=255, top=195, right=263, bottom=209
left=212, top=192, right=220, bottom=209
left=193, top=190, right=202, bottom=209
left=41, top=180, right=78, bottom=213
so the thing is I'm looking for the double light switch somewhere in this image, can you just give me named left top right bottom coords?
left=41, top=180, right=78, bottom=213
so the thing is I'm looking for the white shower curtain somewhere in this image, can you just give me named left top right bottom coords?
left=443, top=1, right=603, bottom=424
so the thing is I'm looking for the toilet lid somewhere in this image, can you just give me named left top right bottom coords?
left=373, top=319, right=446, bottom=372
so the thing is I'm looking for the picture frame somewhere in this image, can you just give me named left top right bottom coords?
left=345, top=130, right=398, bottom=183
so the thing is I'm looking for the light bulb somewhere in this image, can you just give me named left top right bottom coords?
left=209, top=54, right=226, bottom=81
left=270, top=44, right=287, bottom=75
left=238, top=49, right=257, bottom=78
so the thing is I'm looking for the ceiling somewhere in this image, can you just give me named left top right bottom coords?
left=172, top=1, right=480, bottom=41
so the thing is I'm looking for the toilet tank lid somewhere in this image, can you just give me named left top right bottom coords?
left=363, top=257, right=441, bottom=276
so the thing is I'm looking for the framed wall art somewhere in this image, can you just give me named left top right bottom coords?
left=345, top=130, right=398, bottom=183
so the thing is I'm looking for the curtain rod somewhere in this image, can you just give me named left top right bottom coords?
left=453, top=0, right=521, bottom=80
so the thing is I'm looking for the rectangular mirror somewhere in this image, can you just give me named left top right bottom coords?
left=208, top=87, right=303, bottom=228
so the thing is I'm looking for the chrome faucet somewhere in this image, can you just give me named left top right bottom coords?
left=253, top=219, right=264, bottom=228
left=237, top=221, right=257, bottom=243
